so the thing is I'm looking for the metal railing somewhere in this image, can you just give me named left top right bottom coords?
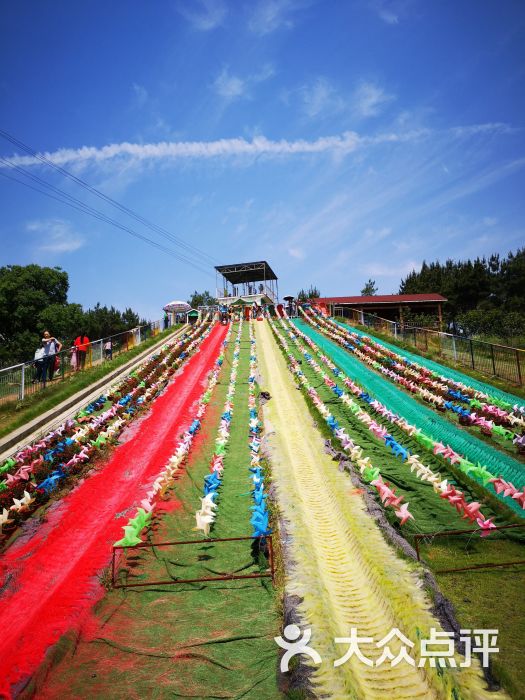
left=333, top=307, right=524, bottom=386
left=0, top=318, right=179, bottom=404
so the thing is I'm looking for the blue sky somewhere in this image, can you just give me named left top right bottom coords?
left=1, top=0, right=524, bottom=319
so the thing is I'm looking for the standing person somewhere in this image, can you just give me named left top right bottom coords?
left=163, top=312, right=169, bottom=330
left=41, top=331, right=62, bottom=386
left=33, top=343, right=45, bottom=383
left=74, top=332, right=90, bottom=370
left=69, top=343, right=78, bottom=372
left=104, top=337, right=113, bottom=360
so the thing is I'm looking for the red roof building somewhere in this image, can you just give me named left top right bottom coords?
left=315, top=293, right=447, bottom=327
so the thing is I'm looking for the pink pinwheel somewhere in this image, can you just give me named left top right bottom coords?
left=489, top=477, right=508, bottom=495
left=378, top=484, right=396, bottom=505
left=439, top=483, right=456, bottom=499
left=462, top=501, right=482, bottom=522
left=30, top=455, right=44, bottom=469
left=447, top=450, right=462, bottom=465
left=395, top=503, right=414, bottom=525
left=476, top=516, right=497, bottom=537
left=503, top=481, right=517, bottom=498
left=15, top=465, right=33, bottom=481
left=386, top=492, right=404, bottom=508
left=447, top=493, right=466, bottom=512
left=433, top=442, right=447, bottom=457
left=511, top=489, right=525, bottom=509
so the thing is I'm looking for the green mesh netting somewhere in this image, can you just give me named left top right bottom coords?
left=294, top=319, right=525, bottom=514
left=337, top=320, right=523, bottom=407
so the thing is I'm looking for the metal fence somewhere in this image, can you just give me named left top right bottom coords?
left=0, top=318, right=176, bottom=404
left=333, top=307, right=524, bottom=386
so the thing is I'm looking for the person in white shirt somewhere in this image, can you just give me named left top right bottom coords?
left=41, top=330, right=62, bottom=386
left=33, top=344, right=45, bottom=383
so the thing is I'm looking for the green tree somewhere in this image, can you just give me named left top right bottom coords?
left=399, top=249, right=525, bottom=336
left=297, top=285, right=321, bottom=301
left=0, top=264, right=68, bottom=364
left=360, top=279, right=378, bottom=296
left=187, top=290, right=217, bottom=308
left=0, top=264, right=155, bottom=365
left=38, top=303, right=85, bottom=347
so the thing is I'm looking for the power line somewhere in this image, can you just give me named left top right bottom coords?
left=0, top=129, right=216, bottom=266
left=0, top=158, right=213, bottom=276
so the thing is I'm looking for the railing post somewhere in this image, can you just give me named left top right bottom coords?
left=517, top=350, right=523, bottom=386
left=490, top=344, right=496, bottom=376
left=20, top=364, right=25, bottom=401
left=469, top=339, right=475, bottom=369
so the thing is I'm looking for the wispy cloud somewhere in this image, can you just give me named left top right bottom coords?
left=298, top=77, right=346, bottom=118
left=27, top=219, right=85, bottom=253
left=286, top=77, right=394, bottom=121
left=176, top=0, right=227, bottom=31
left=368, top=0, right=415, bottom=25
left=213, top=64, right=275, bottom=101
left=132, top=82, right=149, bottom=108
left=360, top=259, right=420, bottom=277
left=1, top=122, right=513, bottom=170
left=247, top=0, right=307, bottom=35
left=353, top=81, right=394, bottom=117
left=288, top=246, right=305, bottom=259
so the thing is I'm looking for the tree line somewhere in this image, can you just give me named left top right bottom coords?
left=399, top=248, right=525, bottom=340
left=0, top=265, right=146, bottom=366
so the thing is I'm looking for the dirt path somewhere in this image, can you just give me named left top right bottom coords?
left=256, top=320, right=497, bottom=700
left=0, top=323, right=228, bottom=698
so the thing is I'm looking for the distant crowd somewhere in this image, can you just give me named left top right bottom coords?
left=33, top=331, right=113, bottom=386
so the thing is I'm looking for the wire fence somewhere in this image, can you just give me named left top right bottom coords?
left=0, top=318, right=178, bottom=404
left=333, top=307, right=524, bottom=386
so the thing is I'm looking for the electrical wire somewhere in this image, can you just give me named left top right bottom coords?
left=0, top=129, right=216, bottom=266
left=0, top=159, right=213, bottom=276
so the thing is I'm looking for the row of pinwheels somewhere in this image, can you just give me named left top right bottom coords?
left=194, top=319, right=244, bottom=537
left=248, top=321, right=271, bottom=539
left=288, top=317, right=525, bottom=514
left=268, top=317, right=414, bottom=526
left=310, top=306, right=525, bottom=418
left=280, top=318, right=500, bottom=533
left=304, top=308, right=525, bottom=450
left=0, top=320, right=213, bottom=534
left=114, top=323, right=233, bottom=547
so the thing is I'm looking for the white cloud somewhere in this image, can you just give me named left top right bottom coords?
left=288, top=246, right=305, bottom=259
left=483, top=216, right=498, bottom=227
left=299, top=77, right=346, bottom=118
left=177, top=0, right=227, bottom=31
left=214, top=69, right=246, bottom=99
left=361, top=259, right=420, bottom=277
left=213, top=64, right=275, bottom=101
left=1, top=122, right=512, bottom=171
left=27, top=219, right=85, bottom=254
left=369, top=0, right=414, bottom=25
left=132, top=82, right=148, bottom=107
left=364, top=226, right=391, bottom=241
left=450, top=122, right=514, bottom=138
left=354, top=81, right=394, bottom=117
left=247, top=0, right=303, bottom=35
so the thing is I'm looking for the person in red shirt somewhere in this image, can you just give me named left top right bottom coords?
left=74, top=332, right=90, bottom=370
